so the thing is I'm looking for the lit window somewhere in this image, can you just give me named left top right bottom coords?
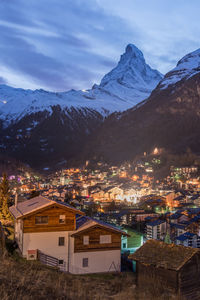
left=82, top=258, right=88, bottom=268
left=59, top=215, right=66, bottom=224
left=100, top=235, right=111, bottom=244
left=58, top=237, right=65, bottom=246
left=35, top=216, right=48, bottom=224
left=83, top=236, right=89, bottom=245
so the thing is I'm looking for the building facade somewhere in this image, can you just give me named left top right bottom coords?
left=10, top=196, right=127, bottom=274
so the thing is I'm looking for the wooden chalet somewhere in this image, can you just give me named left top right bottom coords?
left=129, top=240, right=200, bottom=299
left=9, top=196, right=127, bottom=274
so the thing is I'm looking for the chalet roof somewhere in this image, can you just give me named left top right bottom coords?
left=9, top=196, right=83, bottom=219
left=129, top=240, right=199, bottom=271
left=73, top=215, right=128, bottom=236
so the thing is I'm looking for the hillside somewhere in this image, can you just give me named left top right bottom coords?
left=0, top=255, right=178, bottom=300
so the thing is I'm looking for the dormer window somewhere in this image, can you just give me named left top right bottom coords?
left=35, top=216, right=48, bottom=224
left=83, top=235, right=89, bottom=245
left=59, top=215, right=66, bottom=224
left=100, top=235, right=111, bottom=244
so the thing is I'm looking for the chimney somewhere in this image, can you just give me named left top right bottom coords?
left=15, top=192, right=18, bottom=207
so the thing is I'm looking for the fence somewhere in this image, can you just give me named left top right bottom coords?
left=38, top=250, right=120, bottom=274
left=38, top=250, right=66, bottom=271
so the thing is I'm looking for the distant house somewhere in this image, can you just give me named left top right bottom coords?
left=170, top=223, right=186, bottom=238
left=146, top=220, right=166, bottom=240
left=9, top=196, right=127, bottom=274
left=176, top=232, right=200, bottom=248
left=121, top=228, right=143, bottom=253
left=129, top=240, right=200, bottom=299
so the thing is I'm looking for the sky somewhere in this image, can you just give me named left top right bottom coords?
left=0, top=0, right=200, bottom=91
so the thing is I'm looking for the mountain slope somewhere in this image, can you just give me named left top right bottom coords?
left=0, top=44, right=162, bottom=170
left=84, top=48, right=200, bottom=163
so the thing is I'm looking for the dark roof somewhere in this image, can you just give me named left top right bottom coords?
left=174, top=196, right=185, bottom=201
left=191, top=195, right=200, bottom=200
left=145, top=216, right=155, bottom=221
left=176, top=232, right=196, bottom=242
left=103, top=186, right=116, bottom=192
left=170, top=223, right=186, bottom=230
left=147, top=219, right=165, bottom=226
left=76, top=216, right=88, bottom=229
left=129, top=240, right=199, bottom=271
left=190, top=215, right=200, bottom=222
left=188, top=208, right=200, bottom=214
left=145, top=199, right=164, bottom=203
left=170, top=213, right=182, bottom=220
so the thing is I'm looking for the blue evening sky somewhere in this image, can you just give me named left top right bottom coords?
left=0, top=0, right=200, bottom=91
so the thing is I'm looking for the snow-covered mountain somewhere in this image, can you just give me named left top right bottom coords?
left=0, top=43, right=163, bottom=171
left=158, top=48, right=200, bottom=90
left=99, top=44, right=162, bottom=101
left=0, top=44, right=162, bottom=126
left=85, top=47, right=200, bottom=165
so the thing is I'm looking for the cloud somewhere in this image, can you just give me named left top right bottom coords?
left=0, top=0, right=137, bottom=91
left=0, top=0, right=200, bottom=90
left=0, top=76, right=7, bottom=85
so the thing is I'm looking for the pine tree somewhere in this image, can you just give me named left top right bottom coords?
left=164, top=231, right=171, bottom=244
left=0, top=173, right=12, bottom=220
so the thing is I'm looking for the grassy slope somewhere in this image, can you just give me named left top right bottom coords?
left=0, top=256, right=135, bottom=300
left=0, top=254, right=180, bottom=300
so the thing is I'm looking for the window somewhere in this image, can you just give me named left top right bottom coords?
left=59, top=259, right=64, bottom=265
left=59, top=215, right=66, bottom=224
left=100, top=235, right=111, bottom=244
left=58, top=237, right=65, bottom=246
left=83, top=236, right=89, bottom=245
left=35, top=216, right=48, bottom=224
left=82, top=258, right=88, bottom=268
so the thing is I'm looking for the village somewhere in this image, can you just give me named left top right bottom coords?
left=4, top=154, right=200, bottom=252
left=1, top=153, right=200, bottom=298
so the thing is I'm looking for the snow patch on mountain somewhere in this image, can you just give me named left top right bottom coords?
left=0, top=44, right=163, bottom=126
left=159, top=48, right=200, bottom=90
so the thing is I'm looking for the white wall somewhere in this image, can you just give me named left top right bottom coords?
left=69, top=247, right=121, bottom=274
left=22, top=231, right=121, bottom=274
left=23, top=231, right=73, bottom=269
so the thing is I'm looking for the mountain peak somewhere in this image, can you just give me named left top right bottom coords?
left=158, top=48, right=200, bottom=90
left=125, top=44, right=144, bottom=58
left=118, top=44, right=145, bottom=66
left=178, top=48, right=200, bottom=64
left=99, top=44, right=163, bottom=101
